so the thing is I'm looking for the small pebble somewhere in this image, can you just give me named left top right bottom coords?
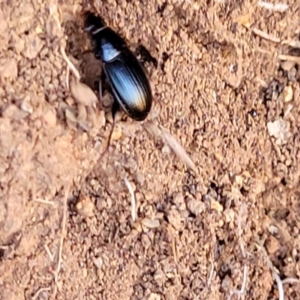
left=23, top=34, right=44, bottom=59
left=282, top=85, right=293, bottom=103
left=65, top=96, right=75, bottom=106
left=141, top=218, right=160, bottom=229
left=187, top=198, right=205, bottom=215
left=43, top=109, right=57, bottom=127
left=20, top=97, right=33, bottom=114
left=111, top=125, right=122, bottom=140
left=0, top=58, right=18, bottom=80
left=76, top=195, right=95, bottom=217
left=210, top=199, right=223, bottom=212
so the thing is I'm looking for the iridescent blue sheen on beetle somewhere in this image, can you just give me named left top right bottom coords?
left=84, top=12, right=153, bottom=121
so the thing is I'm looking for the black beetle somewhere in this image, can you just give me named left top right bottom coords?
left=84, top=12, right=153, bottom=122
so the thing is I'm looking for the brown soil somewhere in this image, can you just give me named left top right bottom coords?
left=1, top=0, right=300, bottom=299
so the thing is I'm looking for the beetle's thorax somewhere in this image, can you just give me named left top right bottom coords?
left=100, top=38, right=121, bottom=62
left=90, top=27, right=124, bottom=63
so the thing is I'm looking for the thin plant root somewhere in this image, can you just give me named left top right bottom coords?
left=207, top=260, right=214, bottom=287
left=228, top=266, right=249, bottom=299
left=255, top=239, right=285, bottom=300
left=60, top=46, right=81, bottom=81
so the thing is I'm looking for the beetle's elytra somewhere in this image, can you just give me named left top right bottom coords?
left=84, top=12, right=153, bottom=122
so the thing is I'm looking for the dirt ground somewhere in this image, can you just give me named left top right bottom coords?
left=1, top=0, right=300, bottom=299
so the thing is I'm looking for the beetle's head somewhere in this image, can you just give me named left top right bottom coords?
left=83, top=12, right=106, bottom=35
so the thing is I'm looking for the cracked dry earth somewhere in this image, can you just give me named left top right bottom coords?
left=1, top=0, right=300, bottom=299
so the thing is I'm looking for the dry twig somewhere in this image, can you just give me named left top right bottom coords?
left=278, top=54, right=300, bottom=64
left=238, top=203, right=248, bottom=258
left=282, top=278, right=300, bottom=285
left=124, top=177, right=137, bottom=222
left=54, top=183, right=70, bottom=282
left=258, top=1, right=289, bottom=12
left=252, top=28, right=281, bottom=43
left=51, top=182, right=71, bottom=299
left=144, top=121, right=197, bottom=173
left=207, top=260, right=214, bottom=287
left=44, top=244, right=54, bottom=262
left=281, top=40, right=300, bottom=49
left=34, top=198, right=55, bottom=205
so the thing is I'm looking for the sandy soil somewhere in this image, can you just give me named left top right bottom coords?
left=1, top=0, right=300, bottom=299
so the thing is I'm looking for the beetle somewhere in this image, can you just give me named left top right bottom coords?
left=84, top=12, right=153, bottom=121
left=83, top=11, right=155, bottom=157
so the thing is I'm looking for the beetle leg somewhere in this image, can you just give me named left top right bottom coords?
left=98, top=71, right=107, bottom=102
left=99, top=80, right=103, bottom=101
left=94, top=80, right=99, bottom=91
left=98, top=100, right=119, bottom=160
left=111, top=99, right=120, bottom=121
left=135, top=45, right=158, bottom=68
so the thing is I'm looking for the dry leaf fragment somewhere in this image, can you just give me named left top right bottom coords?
left=267, top=118, right=291, bottom=145
left=69, top=77, right=98, bottom=107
